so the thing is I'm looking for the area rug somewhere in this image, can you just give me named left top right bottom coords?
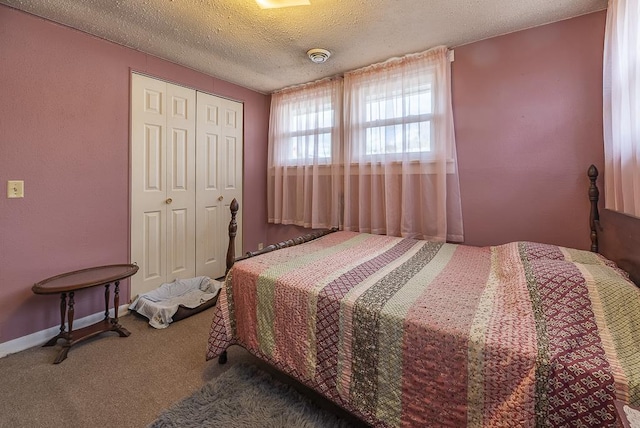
left=149, top=363, right=354, bottom=427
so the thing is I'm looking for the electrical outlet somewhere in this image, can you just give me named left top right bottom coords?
left=7, top=180, right=24, bottom=198
left=258, top=242, right=264, bottom=250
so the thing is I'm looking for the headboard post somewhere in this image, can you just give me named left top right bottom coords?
left=588, top=164, right=600, bottom=253
left=226, top=198, right=239, bottom=274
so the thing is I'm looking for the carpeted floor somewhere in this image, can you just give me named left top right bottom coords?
left=150, top=363, right=353, bottom=427
left=0, top=307, right=368, bottom=428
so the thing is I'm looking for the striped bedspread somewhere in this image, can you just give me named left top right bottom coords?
left=206, top=231, right=640, bottom=427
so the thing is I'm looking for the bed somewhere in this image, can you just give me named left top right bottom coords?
left=206, top=165, right=640, bottom=427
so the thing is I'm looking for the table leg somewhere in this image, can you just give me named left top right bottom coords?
left=104, top=283, right=110, bottom=319
left=111, top=281, right=130, bottom=337
left=43, top=292, right=67, bottom=347
left=60, top=292, right=67, bottom=335
left=53, top=291, right=75, bottom=364
left=67, top=291, right=75, bottom=334
left=113, top=281, right=120, bottom=322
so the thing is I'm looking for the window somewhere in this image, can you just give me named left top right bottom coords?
left=603, top=0, right=640, bottom=217
left=363, top=83, right=433, bottom=156
left=268, top=46, right=463, bottom=241
left=344, top=57, right=445, bottom=164
left=285, top=102, right=334, bottom=163
left=269, top=79, right=341, bottom=167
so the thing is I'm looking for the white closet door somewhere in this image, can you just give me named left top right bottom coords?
left=196, top=92, right=243, bottom=280
left=130, top=74, right=196, bottom=297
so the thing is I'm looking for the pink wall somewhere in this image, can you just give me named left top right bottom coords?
left=0, top=5, right=269, bottom=343
left=453, top=11, right=606, bottom=248
left=268, top=11, right=606, bottom=251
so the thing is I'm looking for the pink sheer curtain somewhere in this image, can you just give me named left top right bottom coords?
left=267, top=78, right=343, bottom=228
left=342, top=46, right=463, bottom=241
left=604, top=0, right=640, bottom=218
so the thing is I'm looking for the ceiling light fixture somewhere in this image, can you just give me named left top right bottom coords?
left=256, top=0, right=310, bottom=9
left=307, top=48, right=331, bottom=64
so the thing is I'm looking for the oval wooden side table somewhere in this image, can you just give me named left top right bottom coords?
left=32, top=264, right=139, bottom=364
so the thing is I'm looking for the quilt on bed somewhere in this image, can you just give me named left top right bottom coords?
left=206, top=231, right=640, bottom=427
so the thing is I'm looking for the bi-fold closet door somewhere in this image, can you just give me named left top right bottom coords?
left=130, top=73, right=243, bottom=297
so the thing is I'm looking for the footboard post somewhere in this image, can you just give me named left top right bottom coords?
left=218, top=200, right=238, bottom=366
left=226, top=199, right=239, bottom=275
left=588, top=165, right=600, bottom=253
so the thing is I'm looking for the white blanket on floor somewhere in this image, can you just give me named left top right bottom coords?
left=129, top=276, right=221, bottom=329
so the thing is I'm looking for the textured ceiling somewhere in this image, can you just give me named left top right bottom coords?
left=1, top=0, right=607, bottom=93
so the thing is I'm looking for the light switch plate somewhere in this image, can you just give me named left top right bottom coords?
left=7, top=180, right=24, bottom=198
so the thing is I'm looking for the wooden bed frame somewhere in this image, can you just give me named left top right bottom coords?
left=218, top=164, right=640, bottom=364
left=588, top=165, right=640, bottom=286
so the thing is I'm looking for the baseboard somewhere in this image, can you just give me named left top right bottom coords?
left=0, top=304, right=131, bottom=359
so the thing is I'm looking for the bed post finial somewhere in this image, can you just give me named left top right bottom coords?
left=226, top=198, right=239, bottom=274
left=588, top=165, right=600, bottom=253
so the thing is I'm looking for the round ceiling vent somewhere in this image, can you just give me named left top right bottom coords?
left=307, top=48, right=331, bottom=64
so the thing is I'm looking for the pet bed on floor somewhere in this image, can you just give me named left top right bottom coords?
left=129, top=276, right=221, bottom=329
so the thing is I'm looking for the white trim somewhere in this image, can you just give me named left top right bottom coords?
left=0, top=304, right=131, bottom=359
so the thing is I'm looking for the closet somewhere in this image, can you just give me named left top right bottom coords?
left=130, top=73, right=243, bottom=297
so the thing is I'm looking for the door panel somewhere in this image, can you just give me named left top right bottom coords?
left=144, top=125, right=163, bottom=191
left=171, top=129, right=187, bottom=189
left=205, top=134, right=219, bottom=191
left=204, top=206, right=220, bottom=264
left=169, top=208, right=189, bottom=273
left=143, top=211, right=163, bottom=282
left=225, top=136, right=238, bottom=189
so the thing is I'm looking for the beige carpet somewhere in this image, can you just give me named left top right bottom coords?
left=0, top=308, right=256, bottom=428
left=0, top=307, right=367, bottom=428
